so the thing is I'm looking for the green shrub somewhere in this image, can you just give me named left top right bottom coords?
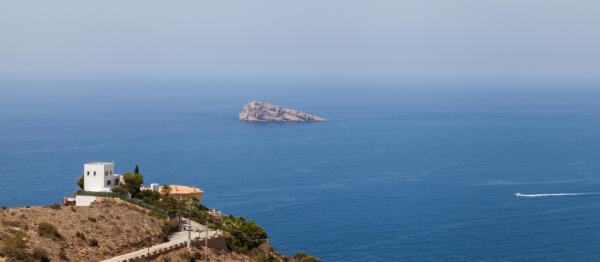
left=1, top=205, right=7, bottom=210
left=70, top=206, right=76, bottom=212
left=38, top=222, right=64, bottom=240
left=161, top=220, right=175, bottom=233
left=88, top=217, right=97, bottom=223
left=89, top=238, right=99, bottom=246
left=1, top=230, right=28, bottom=259
left=101, top=200, right=111, bottom=207
left=221, top=215, right=267, bottom=253
left=158, top=233, right=170, bottom=243
left=293, top=252, right=307, bottom=261
left=32, top=247, right=50, bottom=262
left=2, top=219, right=28, bottom=230
left=76, top=231, right=86, bottom=241
left=179, top=250, right=202, bottom=261
left=159, top=219, right=177, bottom=242
left=255, top=253, right=278, bottom=262
left=150, top=211, right=167, bottom=219
left=50, top=203, right=61, bottom=210
left=77, top=176, right=84, bottom=190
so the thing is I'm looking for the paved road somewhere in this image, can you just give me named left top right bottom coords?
left=101, top=219, right=219, bottom=262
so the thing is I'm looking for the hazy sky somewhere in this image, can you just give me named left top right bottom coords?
left=1, top=1, right=599, bottom=78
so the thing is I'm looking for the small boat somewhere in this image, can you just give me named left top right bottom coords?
left=515, top=193, right=523, bottom=197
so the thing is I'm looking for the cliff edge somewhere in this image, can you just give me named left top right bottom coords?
left=239, top=101, right=325, bottom=122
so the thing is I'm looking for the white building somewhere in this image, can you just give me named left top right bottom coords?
left=83, top=162, right=121, bottom=192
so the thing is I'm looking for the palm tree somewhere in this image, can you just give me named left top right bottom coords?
left=161, top=184, right=171, bottom=198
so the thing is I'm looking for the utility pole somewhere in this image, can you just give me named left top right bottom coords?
left=187, top=225, right=191, bottom=249
left=205, top=224, right=209, bottom=261
left=186, top=201, right=192, bottom=249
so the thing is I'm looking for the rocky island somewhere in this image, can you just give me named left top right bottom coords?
left=239, top=101, right=325, bottom=122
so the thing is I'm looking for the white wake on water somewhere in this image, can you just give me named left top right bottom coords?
left=515, top=192, right=600, bottom=198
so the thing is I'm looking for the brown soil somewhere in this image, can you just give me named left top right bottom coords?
left=150, top=243, right=298, bottom=262
left=152, top=246, right=252, bottom=262
left=0, top=200, right=164, bottom=261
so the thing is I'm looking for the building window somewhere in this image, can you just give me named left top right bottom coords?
left=93, top=171, right=96, bottom=176
left=110, top=170, right=112, bottom=175
left=87, top=171, right=90, bottom=176
left=114, top=179, right=119, bottom=185
left=107, top=180, right=111, bottom=186
left=105, top=171, right=107, bottom=176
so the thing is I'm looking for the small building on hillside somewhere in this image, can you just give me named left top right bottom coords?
left=159, top=185, right=204, bottom=202
left=77, top=162, right=122, bottom=206
left=83, top=162, right=121, bottom=192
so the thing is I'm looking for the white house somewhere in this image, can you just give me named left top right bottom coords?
left=77, top=162, right=122, bottom=206
left=83, top=162, right=121, bottom=192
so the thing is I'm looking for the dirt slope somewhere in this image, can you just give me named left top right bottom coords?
left=0, top=200, right=163, bottom=261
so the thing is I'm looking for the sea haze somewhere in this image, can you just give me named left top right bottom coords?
left=2, top=75, right=600, bottom=261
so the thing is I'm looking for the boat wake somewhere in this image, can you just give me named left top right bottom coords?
left=515, top=192, right=600, bottom=198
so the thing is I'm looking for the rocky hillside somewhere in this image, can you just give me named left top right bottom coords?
left=239, top=101, right=325, bottom=122
left=0, top=199, right=320, bottom=262
left=0, top=200, right=163, bottom=261
left=152, top=243, right=321, bottom=262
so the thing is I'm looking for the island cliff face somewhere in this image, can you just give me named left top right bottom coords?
left=239, top=101, right=325, bottom=122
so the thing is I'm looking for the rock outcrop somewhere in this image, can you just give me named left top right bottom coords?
left=239, top=101, right=325, bottom=122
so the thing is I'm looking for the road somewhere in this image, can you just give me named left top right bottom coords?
left=101, top=219, right=219, bottom=262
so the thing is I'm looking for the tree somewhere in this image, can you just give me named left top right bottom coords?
left=113, top=172, right=143, bottom=197
left=77, top=176, right=84, bottom=190
left=161, top=185, right=171, bottom=198
left=134, top=165, right=139, bottom=174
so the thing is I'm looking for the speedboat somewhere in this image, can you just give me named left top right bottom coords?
left=515, top=192, right=523, bottom=197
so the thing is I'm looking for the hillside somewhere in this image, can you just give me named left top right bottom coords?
left=0, top=200, right=163, bottom=261
left=152, top=244, right=321, bottom=262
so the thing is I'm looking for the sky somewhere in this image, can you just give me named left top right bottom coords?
left=1, top=0, right=599, bottom=79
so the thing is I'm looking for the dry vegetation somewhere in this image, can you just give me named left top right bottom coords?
left=150, top=243, right=320, bottom=262
left=0, top=200, right=163, bottom=261
left=152, top=246, right=252, bottom=262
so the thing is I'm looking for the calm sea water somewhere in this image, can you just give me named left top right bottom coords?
left=2, top=75, right=600, bottom=261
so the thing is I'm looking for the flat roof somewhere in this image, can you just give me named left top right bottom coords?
left=85, top=162, right=114, bottom=165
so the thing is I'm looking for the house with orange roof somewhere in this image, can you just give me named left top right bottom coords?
left=158, top=185, right=204, bottom=202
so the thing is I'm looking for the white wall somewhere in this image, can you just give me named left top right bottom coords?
left=84, top=162, right=114, bottom=192
left=75, top=195, right=96, bottom=206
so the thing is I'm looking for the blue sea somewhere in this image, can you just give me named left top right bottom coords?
left=2, top=75, right=600, bottom=261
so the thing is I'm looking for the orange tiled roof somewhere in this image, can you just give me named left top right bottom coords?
left=159, top=185, right=203, bottom=195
